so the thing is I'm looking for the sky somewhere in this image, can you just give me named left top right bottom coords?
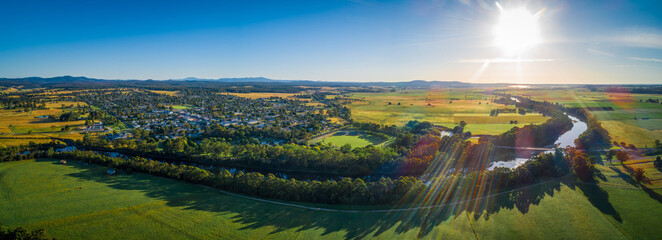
left=1, top=0, right=661, bottom=84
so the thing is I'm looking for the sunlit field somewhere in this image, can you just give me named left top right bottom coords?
left=506, top=88, right=662, bottom=147
left=1, top=159, right=661, bottom=240
left=147, top=90, right=181, bottom=96
left=312, top=132, right=387, bottom=148
left=0, top=101, right=89, bottom=147
left=224, top=92, right=302, bottom=99
left=346, top=89, right=549, bottom=135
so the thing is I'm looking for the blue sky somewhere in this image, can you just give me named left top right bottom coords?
left=1, top=0, right=661, bottom=84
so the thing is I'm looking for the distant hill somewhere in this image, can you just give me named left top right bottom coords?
left=0, top=76, right=480, bottom=88
left=3, top=75, right=638, bottom=90
left=170, top=77, right=295, bottom=83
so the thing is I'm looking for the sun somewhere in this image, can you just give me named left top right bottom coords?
left=494, top=3, right=541, bottom=56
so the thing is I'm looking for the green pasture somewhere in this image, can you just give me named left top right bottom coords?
left=346, top=90, right=549, bottom=135
left=1, top=159, right=662, bottom=240
left=314, top=132, right=386, bottom=148
left=504, top=88, right=662, bottom=147
left=169, top=105, right=192, bottom=110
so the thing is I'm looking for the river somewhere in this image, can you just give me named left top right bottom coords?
left=487, top=115, right=587, bottom=170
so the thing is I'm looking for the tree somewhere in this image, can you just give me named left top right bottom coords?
left=615, top=151, right=629, bottom=165
left=568, top=149, right=594, bottom=181
left=632, top=168, right=651, bottom=184
left=340, top=144, right=352, bottom=153
left=654, top=156, right=662, bottom=170
left=605, top=150, right=615, bottom=164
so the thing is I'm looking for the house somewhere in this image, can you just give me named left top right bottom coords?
left=85, top=124, right=106, bottom=132
left=108, top=132, right=130, bottom=140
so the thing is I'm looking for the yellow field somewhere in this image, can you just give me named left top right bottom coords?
left=346, top=89, right=549, bottom=135
left=147, top=90, right=180, bottom=96
left=224, top=92, right=301, bottom=99
left=327, top=117, right=346, bottom=124
left=0, top=87, right=19, bottom=93
left=305, top=102, right=325, bottom=107
left=0, top=101, right=88, bottom=137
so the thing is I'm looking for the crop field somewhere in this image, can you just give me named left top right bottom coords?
left=314, top=132, right=386, bottom=148
left=505, top=88, right=662, bottom=147
left=169, top=105, right=192, bottom=110
left=346, top=89, right=549, bottom=135
left=147, top=90, right=181, bottom=96
left=224, top=92, right=302, bottom=99
left=0, top=101, right=89, bottom=146
left=1, top=159, right=661, bottom=240
left=0, top=101, right=88, bottom=133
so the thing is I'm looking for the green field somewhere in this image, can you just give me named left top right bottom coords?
left=315, top=133, right=386, bottom=148
left=169, top=105, right=192, bottom=110
left=346, top=89, right=549, bottom=135
left=2, top=159, right=662, bottom=239
left=505, top=88, right=662, bottom=147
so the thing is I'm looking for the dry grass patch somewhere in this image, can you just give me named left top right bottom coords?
left=224, top=92, right=301, bottom=99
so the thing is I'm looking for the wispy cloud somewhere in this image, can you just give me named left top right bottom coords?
left=587, top=47, right=614, bottom=57
left=458, top=58, right=556, bottom=63
left=630, top=57, right=662, bottom=62
left=604, top=28, right=662, bottom=50
left=456, top=0, right=471, bottom=5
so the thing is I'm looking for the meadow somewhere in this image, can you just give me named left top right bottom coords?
left=1, top=159, right=661, bottom=240
left=224, top=92, right=301, bottom=99
left=147, top=90, right=181, bottom=96
left=0, top=101, right=88, bottom=147
left=313, top=132, right=386, bottom=148
left=505, top=88, right=662, bottom=147
left=346, top=89, right=549, bottom=135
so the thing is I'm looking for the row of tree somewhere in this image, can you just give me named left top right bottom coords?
left=0, top=223, right=53, bottom=240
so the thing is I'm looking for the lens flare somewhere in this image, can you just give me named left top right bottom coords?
left=494, top=3, right=542, bottom=56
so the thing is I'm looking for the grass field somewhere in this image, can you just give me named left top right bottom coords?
left=169, top=105, right=191, bottom=110
left=0, top=101, right=90, bottom=146
left=1, top=159, right=662, bottom=239
left=0, top=101, right=88, bottom=135
left=314, top=133, right=386, bottom=148
left=147, top=90, right=181, bottom=96
left=504, top=88, right=662, bottom=147
left=224, top=92, right=301, bottom=99
left=346, top=89, right=549, bottom=135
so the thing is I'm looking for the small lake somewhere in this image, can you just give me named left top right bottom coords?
left=487, top=115, right=587, bottom=170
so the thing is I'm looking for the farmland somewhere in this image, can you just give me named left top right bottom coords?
left=224, top=92, right=302, bottom=99
left=1, top=159, right=662, bottom=240
left=505, top=88, right=662, bottom=147
left=0, top=101, right=88, bottom=147
left=346, top=89, right=549, bottom=135
left=313, top=132, right=387, bottom=148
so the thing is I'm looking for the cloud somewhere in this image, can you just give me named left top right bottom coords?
left=630, top=57, right=662, bottom=62
left=456, top=0, right=471, bottom=5
left=587, top=47, right=614, bottom=57
left=458, top=58, right=556, bottom=63
left=605, top=28, right=662, bottom=50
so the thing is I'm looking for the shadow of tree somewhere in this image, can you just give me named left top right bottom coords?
left=54, top=159, right=625, bottom=239
left=641, top=186, right=662, bottom=204
left=609, top=167, right=639, bottom=187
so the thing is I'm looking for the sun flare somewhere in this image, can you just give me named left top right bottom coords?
left=494, top=3, right=541, bottom=56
